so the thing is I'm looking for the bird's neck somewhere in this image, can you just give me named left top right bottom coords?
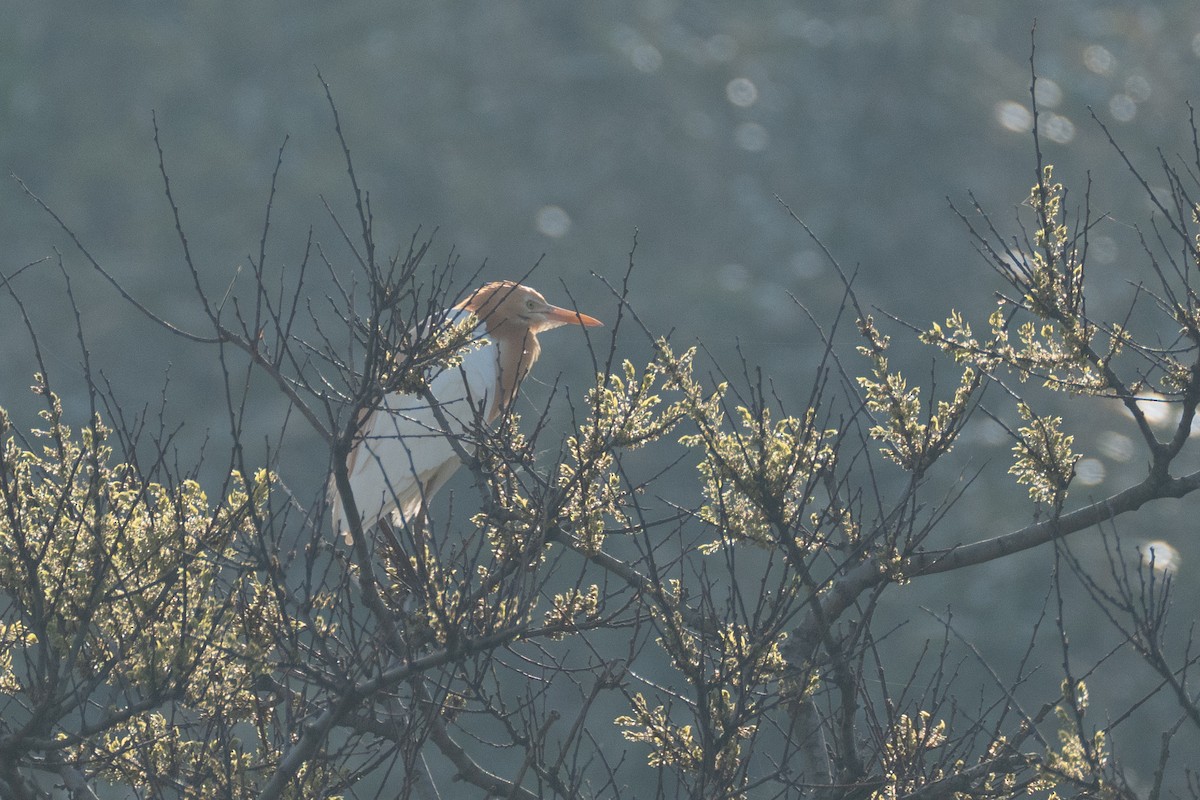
left=491, top=327, right=540, bottom=420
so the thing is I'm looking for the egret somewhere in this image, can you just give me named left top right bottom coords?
left=332, top=281, right=603, bottom=544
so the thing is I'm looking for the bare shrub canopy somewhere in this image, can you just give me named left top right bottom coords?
left=3, top=72, right=1200, bottom=800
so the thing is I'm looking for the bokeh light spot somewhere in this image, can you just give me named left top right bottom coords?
left=1034, top=78, right=1063, bottom=107
left=995, top=101, right=1032, bottom=133
left=1125, top=74, right=1152, bottom=102
left=1042, top=113, right=1075, bottom=144
left=1124, top=392, right=1176, bottom=429
left=1109, top=94, right=1137, bottom=122
left=754, top=283, right=796, bottom=330
left=1090, top=235, right=1117, bottom=264
left=1083, top=44, right=1115, bottom=75
left=535, top=205, right=571, bottom=238
left=791, top=250, right=825, bottom=279
left=1140, top=540, right=1180, bottom=574
left=1075, top=458, right=1105, bottom=486
left=1099, top=431, right=1134, bottom=462
left=726, top=77, right=759, bottom=107
left=631, top=44, right=662, bottom=73
left=995, top=250, right=1031, bottom=280
left=974, top=417, right=1010, bottom=447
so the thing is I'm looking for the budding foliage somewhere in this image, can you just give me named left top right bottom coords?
left=1009, top=402, right=1079, bottom=507
left=919, top=166, right=1138, bottom=507
left=875, top=710, right=949, bottom=800
left=684, top=406, right=834, bottom=554
left=615, top=693, right=703, bottom=771
left=543, top=584, right=601, bottom=639
left=0, top=380, right=287, bottom=797
left=559, top=353, right=688, bottom=554
left=860, top=315, right=979, bottom=475
left=1029, top=681, right=1110, bottom=793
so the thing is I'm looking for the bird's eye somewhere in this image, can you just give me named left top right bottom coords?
left=525, top=299, right=537, bottom=310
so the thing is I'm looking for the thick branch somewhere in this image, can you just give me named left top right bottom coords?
left=345, top=702, right=542, bottom=800
left=425, top=709, right=542, bottom=800
left=789, top=467, right=1200, bottom=665
left=906, top=468, right=1200, bottom=576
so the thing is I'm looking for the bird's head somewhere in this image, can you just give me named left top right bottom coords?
left=457, top=281, right=603, bottom=334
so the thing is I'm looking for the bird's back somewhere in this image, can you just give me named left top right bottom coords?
left=332, top=317, right=499, bottom=542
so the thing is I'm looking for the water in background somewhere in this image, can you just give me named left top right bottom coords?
left=4, top=1, right=1200, bottom=789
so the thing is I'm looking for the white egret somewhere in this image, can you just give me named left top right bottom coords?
left=332, top=281, right=602, bottom=543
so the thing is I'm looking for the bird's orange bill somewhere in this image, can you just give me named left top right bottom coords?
left=545, top=305, right=604, bottom=327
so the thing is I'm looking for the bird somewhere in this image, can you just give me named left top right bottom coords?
left=331, top=281, right=603, bottom=544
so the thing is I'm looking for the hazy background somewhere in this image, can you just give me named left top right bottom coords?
left=4, top=0, right=1200, bottom=790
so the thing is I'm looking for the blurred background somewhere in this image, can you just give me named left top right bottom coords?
left=4, top=0, right=1200, bottom=790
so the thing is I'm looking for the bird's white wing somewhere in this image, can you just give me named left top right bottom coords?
left=333, top=318, right=499, bottom=543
